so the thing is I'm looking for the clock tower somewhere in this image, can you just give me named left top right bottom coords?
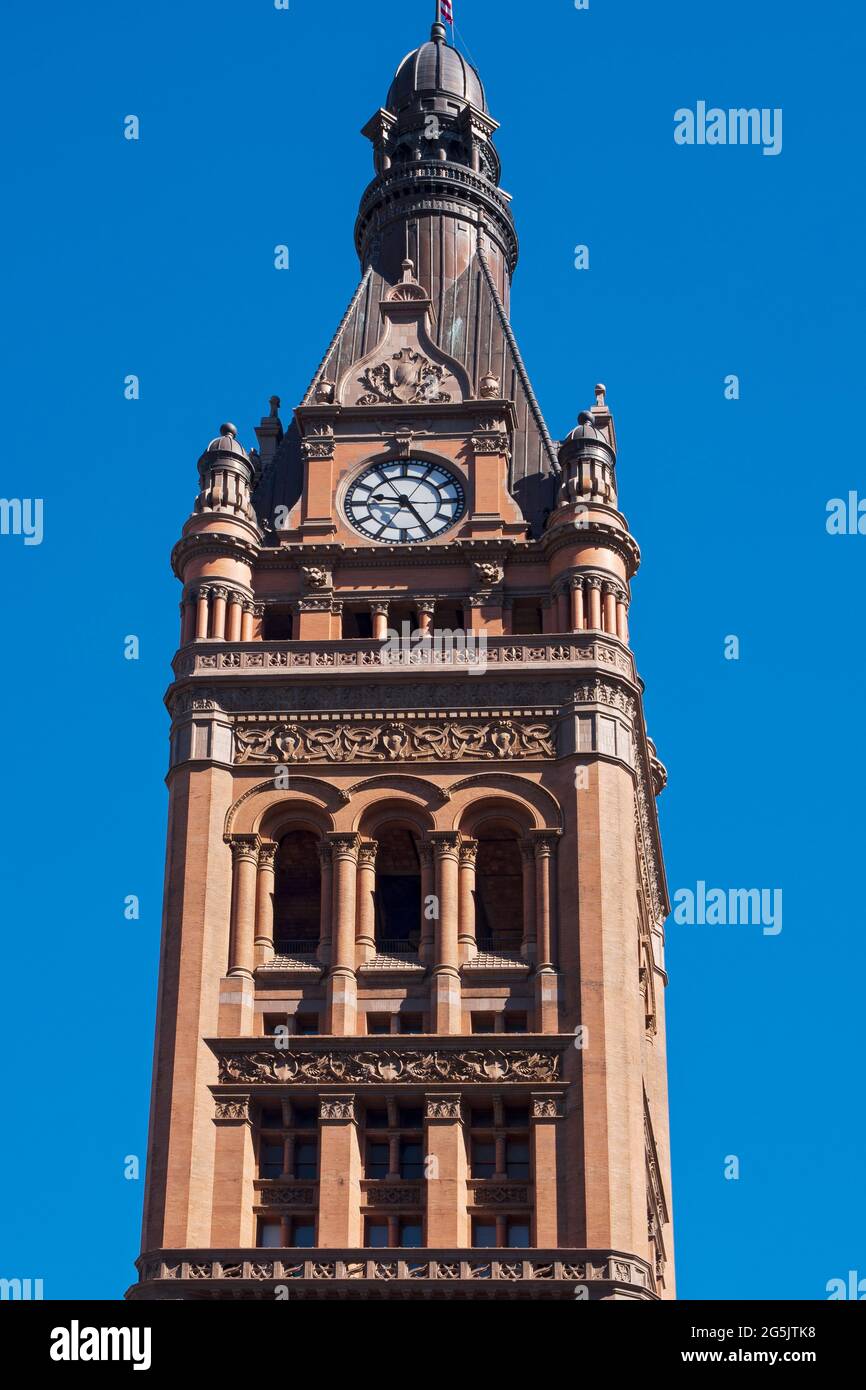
left=130, top=7, right=675, bottom=1301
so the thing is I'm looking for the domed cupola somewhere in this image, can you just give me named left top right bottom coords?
left=557, top=392, right=619, bottom=507
left=386, top=24, right=487, bottom=115
left=194, top=423, right=260, bottom=525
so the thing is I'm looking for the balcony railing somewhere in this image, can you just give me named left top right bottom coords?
left=130, top=1247, right=657, bottom=1300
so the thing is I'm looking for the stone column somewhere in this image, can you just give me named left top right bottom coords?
left=616, top=588, right=629, bottom=643
left=317, top=839, right=333, bottom=967
left=227, top=836, right=259, bottom=979
left=430, top=832, right=462, bottom=1033
left=602, top=581, right=618, bottom=635
left=531, top=1093, right=564, bottom=1246
left=254, top=841, right=278, bottom=967
left=240, top=599, right=255, bottom=642
left=458, top=839, right=478, bottom=963
left=326, top=833, right=360, bottom=1033
left=531, top=831, right=561, bottom=1030
left=532, top=832, right=557, bottom=970
left=226, top=591, right=244, bottom=643
left=180, top=595, right=195, bottom=645
left=418, top=842, right=435, bottom=966
left=195, top=586, right=210, bottom=640
left=356, top=840, right=378, bottom=963
left=587, top=577, right=603, bottom=631
left=520, top=837, right=537, bottom=963
left=371, top=601, right=390, bottom=642
left=570, top=576, right=586, bottom=632
left=417, top=600, right=436, bottom=637
left=424, top=1095, right=468, bottom=1247
left=317, top=1095, right=362, bottom=1247
left=210, top=586, right=228, bottom=641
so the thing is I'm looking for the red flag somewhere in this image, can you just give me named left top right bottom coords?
left=441, top=0, right=454, bottom=23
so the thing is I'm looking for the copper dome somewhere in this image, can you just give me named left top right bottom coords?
left=387, top=33, right=487, bottom=114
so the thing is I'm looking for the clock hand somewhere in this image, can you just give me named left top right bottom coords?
left=404, top=500, right=434, bottom=535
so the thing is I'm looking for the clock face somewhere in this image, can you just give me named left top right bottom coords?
left=344, top=459, right=466, bottom=543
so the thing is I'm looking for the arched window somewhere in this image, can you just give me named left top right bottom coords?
left=475, top=821, right=523, bottom=951
left=375, top=827, right=421, bottom=953
left=273, top=830, right=320, bottom=953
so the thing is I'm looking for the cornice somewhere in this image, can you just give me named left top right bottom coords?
left=172, top=530, right=260, bottom=580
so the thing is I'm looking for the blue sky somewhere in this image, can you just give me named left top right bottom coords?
left=0, top=0, right=863, bottom=1300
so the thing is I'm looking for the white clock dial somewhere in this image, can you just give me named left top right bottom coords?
left=344, top=459, right=466, bottom=543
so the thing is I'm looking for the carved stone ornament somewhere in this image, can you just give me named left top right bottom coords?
left=302, top=436, right=335, bottom=461
left=357, top=348, right=453, bottom=406
left=532, top=1094, right=565, bottom=1119
left=472, top=431, right=510, bottom=455
left=214, top=1098, right=250, bottom=1122
left=471, top=1184, right=529, bottom=1205
left=301, top=565, right=332, bottom=592
left=314, top=380, right=336, bottom=404
left=472, top=561, right=504, bottom=588
left=479, top=371, right=501, bottom=399
left=256, top=1186, right=315, bottom=1207
left=216, top=1047, right=562, bottom=1087
left=320, top=1096, right=356, bottom=1121
left=233, top=717, right=556, bottom=765
left=425, top=1094, right=462, bottom=1120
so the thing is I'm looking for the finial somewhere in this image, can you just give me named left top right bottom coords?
left=268, top=395, right=281, bottom=418
left=432, top=0, right=446, bottom=40
left=401, top=257, right=416, bottom=281
left=577, top=411, right=594, bottom=426
left=220, top=422, right=237, bottom=438
left=594, top=384, right=607, bottom=406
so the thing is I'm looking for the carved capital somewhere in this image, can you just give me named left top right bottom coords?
left=532, top=1092, right=565, bottom=1120
left=529, top=829, right=562, bottom=859
left=258, top=841, right=279, bottom=870
left=425, top=1094, right=463, bottom=1121
left=428, top=831, right=462, bottom=859
left=325, top=832, right=361, bottom=860
left=301, top=436, right=335, bottom=461
left=230, top=835, right=260, bottom=864
left=320, top=1094, right=356, bottom=1122
left=459, top=839, right=478, bottom=867
left=358, top=840, right=379, bottom=868
left=214, top=1097, right=250, bottom=1123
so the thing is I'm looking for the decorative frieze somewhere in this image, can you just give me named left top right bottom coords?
left=362, top=1184, right=422, bottom=1208
left=254, top=1184, right=315, bottom=1208
left=234, top=716, right=556, bottom=765
left=469, top=1184, right=530, bottom=1206
left=214, top=1046, right=562, bottom=1087
left=132, top=1250, right=656, bottom=1299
